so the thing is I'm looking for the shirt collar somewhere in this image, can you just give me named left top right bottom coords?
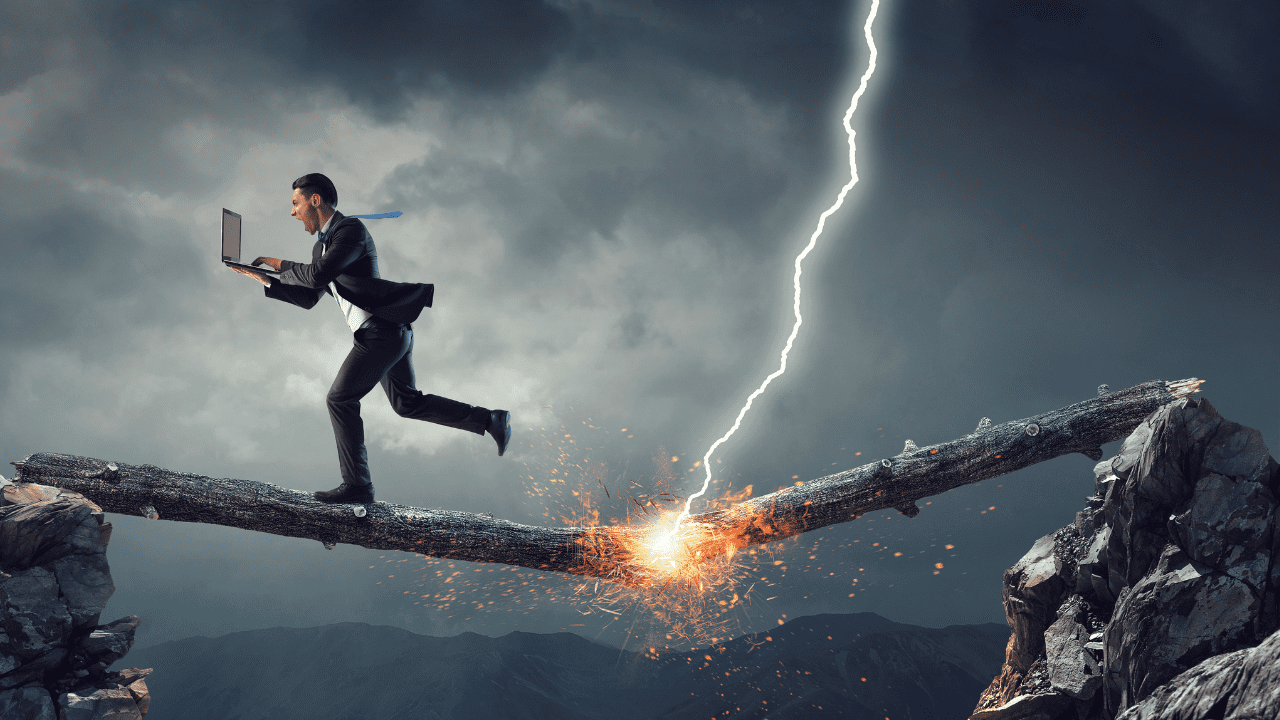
left=318, top=210, right=337, bottom=238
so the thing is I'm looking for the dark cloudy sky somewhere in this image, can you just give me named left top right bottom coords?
left=1, top=0, right=1275, bottom=653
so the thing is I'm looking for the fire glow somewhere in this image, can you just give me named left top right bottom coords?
left=640, top=511, right=689, bottom=573
left=566, top=468, right=767, bottom=647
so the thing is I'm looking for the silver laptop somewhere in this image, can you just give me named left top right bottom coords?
left=222, top=208, right=280, bottom=275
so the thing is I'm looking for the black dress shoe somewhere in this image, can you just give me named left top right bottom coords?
left=488, top=410, right=512, bottom=456
left=315, top=483, right=374, bottom=504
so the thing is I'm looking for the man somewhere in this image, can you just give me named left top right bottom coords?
left=230, top=173, right=511, bottom=505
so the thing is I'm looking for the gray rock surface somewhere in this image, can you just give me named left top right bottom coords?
left=1116, top=624, right=1280, bottom=720
left=1104, top=544, right=1258, bottom=710
left=80, top=617, right=141, bottom=669
left=1007, top=533, right=1066, bottom=671
left=0, top=686, right=57, bottom=720
left=0, top=477, right=151, bottom=719
left=1044, top=596, right=1101, bottom=700
left=971, top=397, right=1280, bottom=720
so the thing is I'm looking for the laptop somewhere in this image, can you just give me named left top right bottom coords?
left=221, top=208, right=281, bottom=275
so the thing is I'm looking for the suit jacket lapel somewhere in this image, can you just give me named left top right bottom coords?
left=313, top=211, right=345, bottom=295
left=322, top=211, right=346, bottom=243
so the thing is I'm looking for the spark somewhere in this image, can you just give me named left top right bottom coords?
left=673, top=0, right=881, bottom=535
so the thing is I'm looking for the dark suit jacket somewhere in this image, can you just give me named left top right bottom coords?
left=265, top=212, right=434, bottom=325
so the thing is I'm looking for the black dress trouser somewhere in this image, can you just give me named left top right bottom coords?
left=327, top=318, right=489, bottom=487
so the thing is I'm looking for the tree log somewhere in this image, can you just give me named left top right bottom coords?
left=10, top=378, right=1201, bottom=585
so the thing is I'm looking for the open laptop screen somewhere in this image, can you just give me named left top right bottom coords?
left=221, top=208, right=242, bottom=262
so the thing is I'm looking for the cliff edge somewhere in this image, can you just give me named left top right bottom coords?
left=972, top=397, right=1280, bottom=720
left=0, top=478, right=150, bottom=719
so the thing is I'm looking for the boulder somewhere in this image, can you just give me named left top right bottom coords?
left=1103, top=544, right=1258, bottom=713
left=1166, top=472, right=1273, bottom=590
left=80, top=616, right=141, bottom=669
left=1003, top=533, right=1069, bottom=673
left=53, top=554, right=114, bottom=630
left=1044, top=596, right=1101, bottom=700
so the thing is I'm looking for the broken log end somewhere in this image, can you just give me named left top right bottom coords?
left=1166, top=378, right=1203, bottom=399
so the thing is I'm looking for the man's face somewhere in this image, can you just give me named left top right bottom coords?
left=290, top=188, right=323, bottom=235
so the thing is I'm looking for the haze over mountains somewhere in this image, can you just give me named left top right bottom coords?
left=122, top=612, right=1009, bottom=720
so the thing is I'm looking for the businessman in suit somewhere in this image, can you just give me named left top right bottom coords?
left=230, top=173, right=511, bottom=504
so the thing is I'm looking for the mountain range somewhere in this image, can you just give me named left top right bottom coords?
left=122, top=612, right=1009, bottom=720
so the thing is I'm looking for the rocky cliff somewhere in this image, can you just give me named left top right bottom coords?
left=0, top=478, right=150, bottom=719
left=972, top=397, right=1280, bottom=720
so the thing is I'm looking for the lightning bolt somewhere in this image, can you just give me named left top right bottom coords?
left=673, top=0, right=880, bottom=533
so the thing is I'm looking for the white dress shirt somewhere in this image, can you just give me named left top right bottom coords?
left=319, top=213, right=374, bottom=333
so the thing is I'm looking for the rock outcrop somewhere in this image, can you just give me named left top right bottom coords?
left=972, top=397, right=1280, bottom=720
left=0, top=477, right=151, bottom=719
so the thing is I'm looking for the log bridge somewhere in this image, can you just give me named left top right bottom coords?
left=10, top=378, right=1202, bottom=586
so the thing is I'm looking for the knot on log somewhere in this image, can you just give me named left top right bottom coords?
left=901, top=439, right=918, bottom=454
left=895, top=502, right=920, bottom=518
left=85, top=462, right=120, bottom=482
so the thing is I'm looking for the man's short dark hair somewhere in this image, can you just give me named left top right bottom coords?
left=292, top=173, right=338, bottom=208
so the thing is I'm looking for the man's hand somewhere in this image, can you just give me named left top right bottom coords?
left=230, top=265, right=272, bottom=287
left=252, top=257, right=284, bottom=271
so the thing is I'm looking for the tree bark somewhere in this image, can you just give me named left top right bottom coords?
left=10, top=378, right=1201, bottom=585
